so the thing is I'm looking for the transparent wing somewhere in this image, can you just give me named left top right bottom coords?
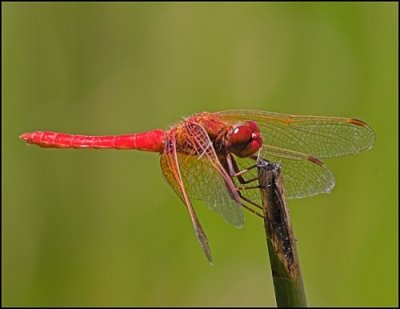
left=261, top=145, right=335, bottom=198
left=178, top=153, right=244, bottom=227
left=216, top=109, right=373, bottom=200
left=165, top=122, right=244, bottom=228
left=232, top=145, right=335, bottom=205
left=217, top=109, right=375, bottom=159
left=160, top=135, right=212, bottom=263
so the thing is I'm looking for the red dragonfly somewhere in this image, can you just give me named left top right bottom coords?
left=20, top=110, right=375, bottom=263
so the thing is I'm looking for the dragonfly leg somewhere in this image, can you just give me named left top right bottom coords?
left=224, top=154, right=265, bottom=217
left=226, top=154, right=260, bottom=184
left=239, top=193, right=263, bottom=216
left=240, top=201, right=264, bottom=218
left=238, top=185, right=261, bottom=190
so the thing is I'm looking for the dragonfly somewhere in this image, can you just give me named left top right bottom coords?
left=20, top=109, right=375, bottom=263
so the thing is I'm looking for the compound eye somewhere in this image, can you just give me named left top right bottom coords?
left=230, top=126, right=253, bottom=145
left=227, top=121, right=263, bottom=157
left=245, top=120, right=260, bottom=133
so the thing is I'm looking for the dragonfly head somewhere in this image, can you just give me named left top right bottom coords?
left=226, top=121, right=263, bottom=157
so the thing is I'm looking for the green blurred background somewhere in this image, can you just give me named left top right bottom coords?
left=2, top=2, right=398, bottom=306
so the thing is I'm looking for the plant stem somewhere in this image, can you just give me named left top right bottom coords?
left=257, top=158, right=307, bottom=307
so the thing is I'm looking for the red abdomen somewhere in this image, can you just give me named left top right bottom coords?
left=20, top=130, right=166, bottom=153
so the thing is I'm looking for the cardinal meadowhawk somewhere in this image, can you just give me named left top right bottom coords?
left=20, top=109, right=375, bottom=263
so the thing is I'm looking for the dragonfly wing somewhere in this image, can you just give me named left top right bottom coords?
left=160, top=135, right=212, bottom=263
left=217, top=109, right=375, bottom=159
left=178, top=153, right=244, bottom=227
left=232, top=145, right=334, bottom=201
left=261, top=145, right=335, bottom=198
left=173, top=121, right=244, bottom=228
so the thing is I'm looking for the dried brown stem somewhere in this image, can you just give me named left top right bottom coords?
left=257, top=158, right=307, bottom=307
